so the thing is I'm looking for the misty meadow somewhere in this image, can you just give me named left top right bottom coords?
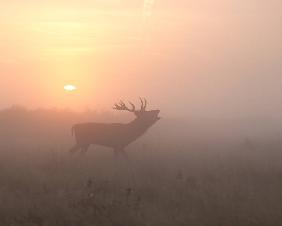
left=1, top=0, right=281, bottom=225
left=0, top=106, right=281, bottom=226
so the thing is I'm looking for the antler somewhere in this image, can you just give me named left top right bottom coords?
left=113, top=100, right=136, bottom=112
left=143, top=98, right=147, bottom=110
left=139, top=97, right=147, bottom=112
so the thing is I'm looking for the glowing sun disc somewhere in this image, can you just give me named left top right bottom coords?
left=64, top=84, right=77, bottom=91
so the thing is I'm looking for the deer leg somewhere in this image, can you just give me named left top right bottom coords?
left=80, top=144, right=90, bottom=155
left=112, top=148, right=136, bottom=186
left=119, top=149, right=136, bottom=186
left=120, top=150, right=130, bottom=161
left=114, top=149, right=121, bottom=159
left=113, top=148, right=129, bottom=161
left=69, top=144, right=81, bottom=154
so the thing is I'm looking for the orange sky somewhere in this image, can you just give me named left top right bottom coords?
left=0, top=1, right=281, bottom=117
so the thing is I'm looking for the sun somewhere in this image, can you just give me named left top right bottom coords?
left=64, top=84, right=77, bottom=91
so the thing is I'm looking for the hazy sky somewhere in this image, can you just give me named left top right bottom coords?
left=0, top=0, right=281, bottom=118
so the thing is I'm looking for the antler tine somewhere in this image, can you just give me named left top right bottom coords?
left=113, top=100, right=135, bottom=112
left=119, top=100, right=126, bottom=107
left=139, top=97, right=144, bottom=111
left=143, top=98, right=147, bottom=110
left=113, top=100, right=124, bottom=110
left=113, top=103, right=120, bottom=110
left=128, top=101, right=136, bottom=112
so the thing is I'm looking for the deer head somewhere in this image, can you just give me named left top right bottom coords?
left=113, top=98, right=161, bottom=125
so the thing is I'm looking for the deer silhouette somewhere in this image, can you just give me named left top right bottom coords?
left=69, top=98, right=160, bottom=156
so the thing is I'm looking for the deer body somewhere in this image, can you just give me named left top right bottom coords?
left=70, top=99, right=160, bottom=155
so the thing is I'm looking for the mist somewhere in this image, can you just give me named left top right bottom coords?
left=0, top=0, right=282, bottom=225
left=0, top=0, right=281, bottom=119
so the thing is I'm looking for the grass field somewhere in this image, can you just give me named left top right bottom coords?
left=0, top=108, right=281, bottom=225
left=0, top=137, right=282, bottom=226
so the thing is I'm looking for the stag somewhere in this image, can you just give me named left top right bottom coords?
left=69, top=98, right=160, bottom=156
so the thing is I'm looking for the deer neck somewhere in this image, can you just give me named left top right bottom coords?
left=128, top=117, right=152, bottom=136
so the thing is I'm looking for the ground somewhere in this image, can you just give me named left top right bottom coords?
left=0, top=139, right=281, bottom=226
